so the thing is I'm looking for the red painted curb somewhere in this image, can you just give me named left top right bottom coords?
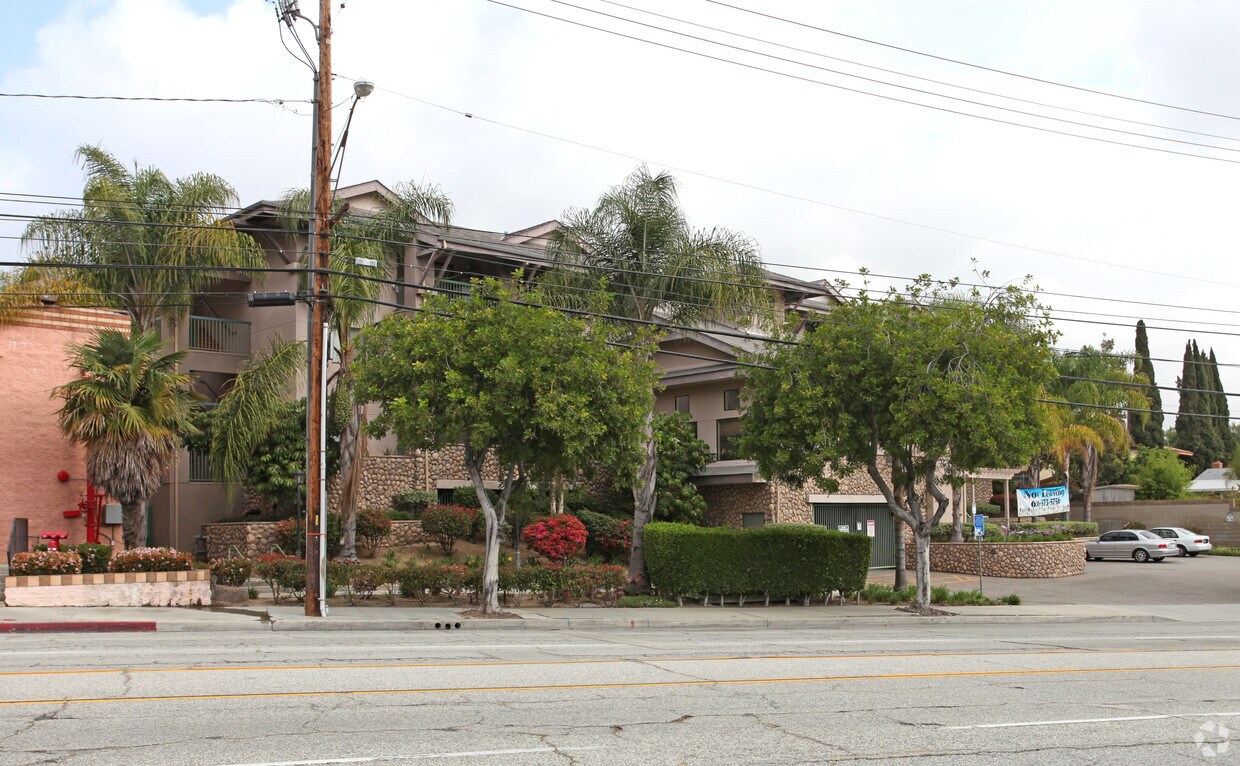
left=0, top=622, right=157, bottom=634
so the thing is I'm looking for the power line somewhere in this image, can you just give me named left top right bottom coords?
left=704, top=0, right=1240, bottom=122
left=543, top=0, right=1240, bottom=154
left=592, top=0, right=1240, bottom=144
left=486, top=0, right=1240, bottom=165
left=0, top=92, right=307, bottom=105
left=366, top=86, right=1240, bottom=289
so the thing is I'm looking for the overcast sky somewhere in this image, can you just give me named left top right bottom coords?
left=3, top=0, right=1240, bottom=425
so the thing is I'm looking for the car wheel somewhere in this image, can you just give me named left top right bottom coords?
left=1177, top=545, right=1188, bottom=557
left=1133, top=549, right=1150, bottom=563
left=1188, top=552, right=1200, bottom=557
left=1084, top=551, right=1094, bottom=561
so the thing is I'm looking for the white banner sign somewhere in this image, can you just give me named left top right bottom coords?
left=1015, top=485, right=1069, bottom=516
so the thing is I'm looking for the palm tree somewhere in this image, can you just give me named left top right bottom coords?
left=21, top=144, right=264, bottom=332
left=280, top=182, right=454, bottom=559
left=542, top=165, right=771, bottom=588
left=1047, top=346, right=1149, bottom=521
left=55, top=330, right=198, bottom=548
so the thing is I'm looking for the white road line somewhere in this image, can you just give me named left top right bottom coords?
left=215, top=746, right=602, bottom=766
left=945, top=711, right=1240, bottom=730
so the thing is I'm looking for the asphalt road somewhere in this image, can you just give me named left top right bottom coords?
left=872, top=551, right=1240, bottom=605
left=2, top=620, right=1240, bottom=765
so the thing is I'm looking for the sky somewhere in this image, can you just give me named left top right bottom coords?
left=3, top=0, right=1240, bottom=427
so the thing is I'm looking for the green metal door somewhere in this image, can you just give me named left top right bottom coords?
left=813, top=503, right=896, bottom=568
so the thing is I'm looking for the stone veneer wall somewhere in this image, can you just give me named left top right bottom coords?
left=902, top=539, right=1085, bottom=578
left=701, top=484, right=773, bottom=527
left=327, top=448, right=506, bottom=513
left=205, top=520, right=433, bottom=560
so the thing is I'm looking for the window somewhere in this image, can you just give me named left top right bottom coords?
left=723, top=388, right=740, bottom=412
left=742, top=513, right=765, bottom=529
left=674, top=394, right=690, bottom=414
left=1117, top=532, right=1137, bottom=541
left=717, top=418, right=742, bottom=460
left=437, top=488, right=456, bottom=505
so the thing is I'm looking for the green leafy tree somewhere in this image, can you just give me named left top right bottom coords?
left=20, top=145, right=263, bottom=332
left=54, top=330, right=198, bottom=547
left=652, top=412, right=711, bottom=524
left=1175, top=341, right=1225, bottom=471
left=1130, top=321, right=1164, bottom=447
left=353, top=281, right=654, bottom=613
left=1126, top=447, right=1193, bottom=500
left=1047, top=342, right=1148, bottom=521
left=279, top=182, right=453, bottom=561
left=541, top=165, right=771, bottom=589
left=738, top=278, right=1057, bottom=610
left=1208, top=349, right=1234, bottom=459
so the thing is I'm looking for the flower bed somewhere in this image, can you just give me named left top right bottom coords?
left=903, top=539, right=1085, bottom=578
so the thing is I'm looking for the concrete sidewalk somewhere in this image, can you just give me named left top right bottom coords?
left=5, top=602, right=1239, bottom=633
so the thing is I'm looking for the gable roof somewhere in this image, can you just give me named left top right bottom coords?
left=1188, top=466, right=1239, bottom=493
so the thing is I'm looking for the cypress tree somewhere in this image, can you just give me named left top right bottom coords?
left=1131, top=320, right=1164, bottom=447
left=1174, top=342, right=1203, bottom=468
left=1209, top=349, right=1234, bottom=457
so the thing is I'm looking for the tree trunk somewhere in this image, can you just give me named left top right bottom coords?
left=628, top=408, right=657, bottom=594
left=122, top=500, right=147, bottom=549
left=913, top=525, right=932, bottom=609
left=949, top=487, right=964, bottom=543
left=337, top=400, right=367, bottom=561
left=468, top=455, right=515, bottom=615
left=1082, top=444, right=1099, bottom=523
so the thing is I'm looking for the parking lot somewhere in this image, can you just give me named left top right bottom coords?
left=875, top=553, right=1240, bottom=605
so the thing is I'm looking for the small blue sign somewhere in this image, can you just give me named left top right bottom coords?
left=973, top=514, right=985, bottom=538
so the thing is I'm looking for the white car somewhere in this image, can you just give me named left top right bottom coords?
left=1148, top=527, right=1212, bottom=557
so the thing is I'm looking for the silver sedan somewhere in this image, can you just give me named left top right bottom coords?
left=1085, top=530, right=1175, bottom=562
left=1148, top=526, right=1213, bottom=557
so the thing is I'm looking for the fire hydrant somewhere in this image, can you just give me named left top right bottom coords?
left=40, top=531, right=68, bottom=551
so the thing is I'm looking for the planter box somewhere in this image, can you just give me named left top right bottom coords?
left=3, top=569, right=211, bottom=607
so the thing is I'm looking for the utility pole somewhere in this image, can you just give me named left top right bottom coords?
left=305, top=0, right=332, bottom=617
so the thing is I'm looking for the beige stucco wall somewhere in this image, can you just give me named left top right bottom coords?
left=1073, top=499, right=1240, bottom=547
left=0, top=309, right=130, bottom=555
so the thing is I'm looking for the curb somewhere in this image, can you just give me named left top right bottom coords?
left=0, top=621, right=157, bottom=634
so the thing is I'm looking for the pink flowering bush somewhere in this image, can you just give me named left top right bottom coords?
left=9, top=550, right=83, bottom=576
left=522, top=515, right=588, bottom=563
left=109, top=547, right=193, bottom=573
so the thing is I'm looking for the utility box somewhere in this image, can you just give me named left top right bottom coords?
left=103, top=503, right=123, bottom=526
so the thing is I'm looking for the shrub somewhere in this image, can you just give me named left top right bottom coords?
left=522, top=515, right=588, bottom=563
left=272, top=514, right=342, bottom=558
left=558, top=563, right=626, bottom=604
left=644, top=522, right=871, bottom=603
left=210, top=557, right=252, bottom=587
left=397, top=562, right=472, bottom=604
left=390, top=489, right=436, bottom=519
left=326, top=561, right=381, bottom=604
left=1206, top=546, right=1240, bottom=557
left=62, top=543, right=113, bottom=574
left=110, top=547, right=193, bottom=573
left=356, top=507, right=394, bottom=553
left=930, top=521, right=1097, bottom=541
left=451, top=485, right=494, bottom=509
left=571, top=508, right=633, bottom=562
left=420, top=505, right=478, bottom=555
left=253, top=553, right=305, bottom=603
left=9, top=550, right=83, bottom=576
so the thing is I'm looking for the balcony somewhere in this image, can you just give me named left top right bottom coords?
left=188, top=316, right=251, bottom=355
left=435, top=278, right=473, bottom=298
left=188, top=449, right=214, bottom=483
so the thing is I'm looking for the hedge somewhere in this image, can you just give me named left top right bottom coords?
left=644, top=522, right=870, bottom=603
left=929, top=521, right=1098, bottom=541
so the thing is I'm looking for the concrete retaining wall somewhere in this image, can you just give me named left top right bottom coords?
left=3, top=569, right=210, bottom=606
left=903, top=539, right=1085, bottom=578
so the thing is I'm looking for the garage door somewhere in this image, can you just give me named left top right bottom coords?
left=813, top=503, right=896, bottom=569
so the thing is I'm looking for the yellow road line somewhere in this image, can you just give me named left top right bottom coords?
left=2, top=647, right=1235, bottom=678
left=4, top=664, right=1240, bottom=707
left=14, top=646, right=1240, bottom=676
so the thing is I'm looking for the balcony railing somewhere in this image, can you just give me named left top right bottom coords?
left=188, top=449, right=214, bottom=483
left=188, top=316, right=251, bottom=355
left=435, top=278, right=473, bottom=297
